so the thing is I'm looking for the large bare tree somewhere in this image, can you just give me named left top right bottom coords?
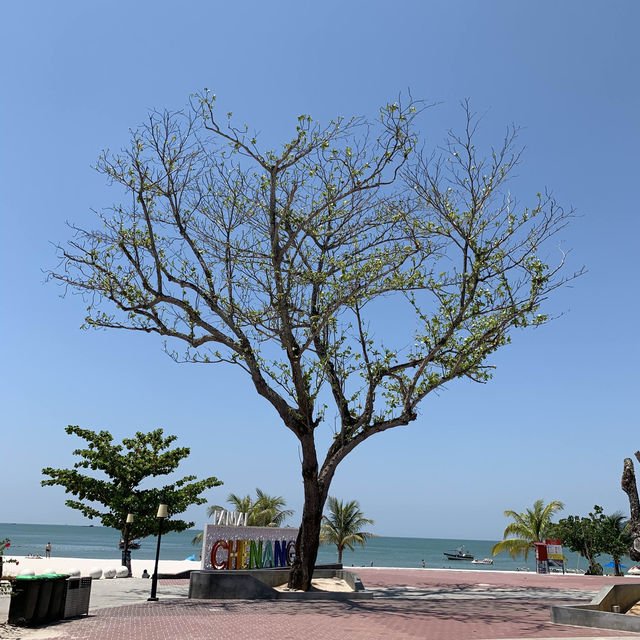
left=50, top=92, right=579, bottom=589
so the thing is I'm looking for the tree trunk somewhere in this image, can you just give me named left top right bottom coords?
left=584, top=549, right=602, bottom=575
left=288, top=435, right=326, bottom=590
left=622, top=456, right=640, bottom=561
left=338, top=546, right=343, bottom=564
left=121, top=523, right=132, bottom=577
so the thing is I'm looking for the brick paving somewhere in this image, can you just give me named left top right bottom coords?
left=4, top=569, right=640, bottom=640
left=357, top=567, right=637, bottom=592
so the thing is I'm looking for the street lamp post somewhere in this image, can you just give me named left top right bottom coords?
left=148, top=504, right=168, bottom=602
left=121, top=513, right=134, bottom=577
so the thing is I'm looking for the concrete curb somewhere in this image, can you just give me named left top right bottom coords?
left=551, top=583, right=640, bottom=633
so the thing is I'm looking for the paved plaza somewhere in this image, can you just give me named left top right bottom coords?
left=2, top=569, right=640, bottom=640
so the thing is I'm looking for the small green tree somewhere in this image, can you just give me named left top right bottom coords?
left=320, top=497, right=376, bottom=563
left=42, top=426, right=222, bottom=550
left=492, top=499, right=565, bottom=560
left=551, top=511, right=602, bottom=575
left=549, top=505, right=630, bottom=575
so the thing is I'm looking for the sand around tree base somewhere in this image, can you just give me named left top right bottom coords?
left=275, top=577, right=353, bottom=592
left=626, top=601, right=640, bottom=615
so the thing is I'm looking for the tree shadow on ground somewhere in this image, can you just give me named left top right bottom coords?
left=367, top=585, right=593, bottom=600
left=109, top=595, right=587, bottom=637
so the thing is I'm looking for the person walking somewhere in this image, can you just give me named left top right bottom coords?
left=45, top=541, right=51, bottom=558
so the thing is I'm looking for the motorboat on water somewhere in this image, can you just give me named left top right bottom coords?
left=118, top=540, right=141, bottom=550
left=443, top=546, right=474, bottom=560
left=471, top=558, right=493, bottom=565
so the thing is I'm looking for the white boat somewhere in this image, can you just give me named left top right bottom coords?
left=471, top=558, right=493, bottom=565
left=628, top=565, right=640, bottom=576
left=443, top=546, right=474, bottom=560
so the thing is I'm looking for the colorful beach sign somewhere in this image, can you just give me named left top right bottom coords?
left=201, top=524, right=299, bottom=571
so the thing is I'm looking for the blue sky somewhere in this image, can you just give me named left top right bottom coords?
left=1, top=1, right=638, bottom=540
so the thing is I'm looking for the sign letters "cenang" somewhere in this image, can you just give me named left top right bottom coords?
left=201, top=524, right=299, bottom=571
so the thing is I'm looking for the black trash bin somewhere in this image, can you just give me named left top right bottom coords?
left=47, top=574, right=69, bottom=622
left=34, top=575, right=54, bottom=623
left=8, top=575, right=42, bottom=626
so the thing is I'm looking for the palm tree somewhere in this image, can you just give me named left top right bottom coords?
left=492, top=499, right=565, bottom=560
left=600, top=511, right=632, bottom=576
left=320, top=496, right=377, bottom=563
left=214, top=493, right=253, bottom=518
left=250, top=489, right=294, bottom=527
left=192, top=489, right=293, bottom=545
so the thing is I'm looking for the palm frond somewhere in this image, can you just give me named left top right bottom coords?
left=191, top=531, right=204, bottom=546
left=491, top=538, right=532, bottom=560
left=493, top=499, right=564, bottom=560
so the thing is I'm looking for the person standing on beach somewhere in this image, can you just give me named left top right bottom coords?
left=45, top=542, right=51, bottom=558
left=422, top=559, right=425, bottom=568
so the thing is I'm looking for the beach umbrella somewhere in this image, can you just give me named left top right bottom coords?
left=603, top=562, right=627, bottom=569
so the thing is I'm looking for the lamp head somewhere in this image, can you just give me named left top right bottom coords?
left=156, top=504, right=168, bottom=519
left=126, top=513, right=135, bottom=524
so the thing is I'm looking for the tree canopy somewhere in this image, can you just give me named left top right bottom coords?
left=50, top=92, right=580, bottom=588
left=41, top=426, right=222, bottom=539
left=492, top=499, right=565, bottom=560
left=551, top=505, right=632, bottom=575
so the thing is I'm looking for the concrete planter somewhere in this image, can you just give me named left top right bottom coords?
left=189, top=567, right=371, bottom=600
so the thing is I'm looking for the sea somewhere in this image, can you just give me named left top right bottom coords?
left=0, top=522, right=629, bottom=573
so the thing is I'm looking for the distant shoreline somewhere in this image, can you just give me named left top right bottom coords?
left=0, top=522, right=499, bottom=542
left=1, top=523, right=630, bottom=573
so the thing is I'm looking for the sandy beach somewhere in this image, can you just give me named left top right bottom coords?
left=1, top=555, right=198, bottom=579
left=5, top=555, right=640, bottom=582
